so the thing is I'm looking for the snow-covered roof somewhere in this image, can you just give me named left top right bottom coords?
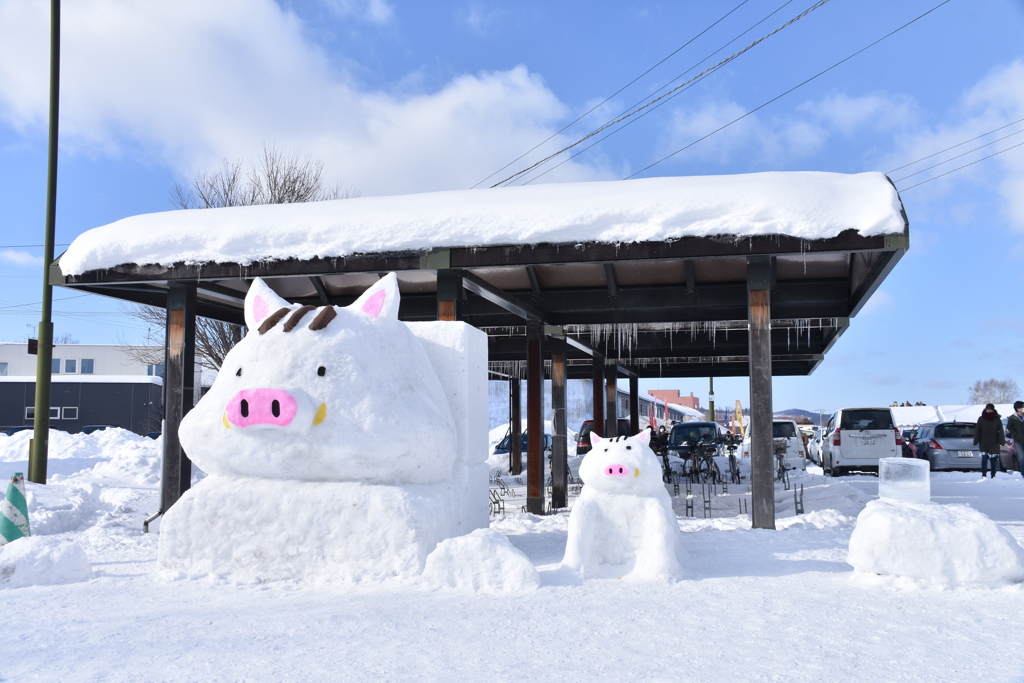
left=0, top=375, right=163, bottom=385
left=59, top=172, right=905, bottom=276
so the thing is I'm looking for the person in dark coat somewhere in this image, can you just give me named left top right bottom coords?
left=974, top=403, right=1005, bottom=479
left=1007, top=401, right=1024, bottom=478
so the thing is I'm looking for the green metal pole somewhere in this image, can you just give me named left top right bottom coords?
left=708, top=376, right=715, bottom=424
left=28, top=0, right=60, bottom=485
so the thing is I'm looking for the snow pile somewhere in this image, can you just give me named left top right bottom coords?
left=422, top=528, right=540, bottom=592
left=161, top=275, right=489, bottom=583
left=1, top=428, right=163, bottom=485
left=60, top=172, right=905, bottom=275
left=0, top=536, right=93, bottom=589
left=848, top=499, right=1024, bottom=586
left=563, top=432, right=684, bottom=581
left=878, top=457, right=929, bottom=504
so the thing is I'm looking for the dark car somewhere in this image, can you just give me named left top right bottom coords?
left=81, top=425, right=118, bottom=435
left=493, top=432, right=552, bottom=457
left=576, top=419, right=631, bottom=455
left=667, top=421, right=724, bottom=458
left=3, top=426, right=33, bottom=437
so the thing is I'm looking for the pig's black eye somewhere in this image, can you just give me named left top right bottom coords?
left=626, top=445, right=632, bottom=450
left=235, top=368, right=242, bottom=377
left=317, top=366, right=326, bottom=377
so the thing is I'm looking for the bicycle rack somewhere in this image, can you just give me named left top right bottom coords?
left=794, top=484, right=805, bottom=515
left=701, top=484, right=712, bottom=518
left=738, top=497, right=749, bottom=515
left=685, top=494, right=694, bottom=517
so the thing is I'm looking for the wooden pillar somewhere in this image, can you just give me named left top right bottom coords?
left=629, top=375, right=639, bottom=435
left=526, top=321, right=544, bottom=514
left=436, top=269, right=462, bottom=321
left=747, top=256, right=775, bottom=530
left=509, top=377, right=522, bottom=475
left=605, top=360, right=617, bottom=438
left=550, top=337, right=568, bottom=509
left=591, top=357, right=604, bottom=438
left=160, top=282, right=196, bottom=514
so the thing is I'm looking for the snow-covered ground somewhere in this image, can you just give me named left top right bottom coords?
left=3, top=429, right=1024, bottom=682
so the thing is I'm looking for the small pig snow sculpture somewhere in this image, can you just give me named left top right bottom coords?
left=562, top=431, right=684, bottom=581
left=158, top=274, right=487, bottom=584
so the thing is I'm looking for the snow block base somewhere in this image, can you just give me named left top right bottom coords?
left=848, top=499, right=1024, bottom=586
left=158, top=476, right=470, bottom=583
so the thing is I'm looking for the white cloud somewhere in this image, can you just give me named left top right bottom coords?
left=802, top=92, right=918, bottom=135
left=462, top=2, right=501, bottom=35
left=0, top=0, right=611, bottom=196
left=0, top=249, right=42, bottom=266
left=882, top=61, right=1024, bottom=230
left=321, top=0, right=394, bottom=24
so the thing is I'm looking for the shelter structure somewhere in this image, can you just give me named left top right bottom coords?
left=51, top=172, right=908, bottom=529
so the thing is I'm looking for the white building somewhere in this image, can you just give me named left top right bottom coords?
left=0, top=342, right=164, bottom=379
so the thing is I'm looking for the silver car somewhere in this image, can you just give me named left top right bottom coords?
left=913, top=422, right=983, bottom=471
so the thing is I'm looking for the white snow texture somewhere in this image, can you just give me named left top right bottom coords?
left=160, top=275, right=489, bottom=583
left=563, top=431, right=684, bottom=581
left=422, top=528, right=541, bottom=593
left=848, top=498, right=1024, bottom=586
left=0, top=536, right=93, bottom=589
left=59, top=172, right=905, bottom=275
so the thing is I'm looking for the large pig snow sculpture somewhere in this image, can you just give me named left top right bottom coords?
left=561, top=431, right=685, bottom=581
left=158, top=274, right=488, bottom=583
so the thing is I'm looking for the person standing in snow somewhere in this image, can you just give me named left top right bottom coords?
left=1006, top=401, right=1024, bottom=477
left=973, top=404, right=1005, bottom=479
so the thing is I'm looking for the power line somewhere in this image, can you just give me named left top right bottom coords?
left=624, top=0, right=952, bottom=180
left=886, top=116, right=1024, bottom=174
left=891, top=127, right=1024, bottom=182
left=898, top=139, right=1024, bottom=191
left=520, top=0, right=799, bottom=186
left=469, top=0, right=755, bottom=189
left=0, top=243, right=71, bottom=249
left=491, top=0, right=835, bottom=188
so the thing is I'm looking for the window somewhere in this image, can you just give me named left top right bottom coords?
left=147, top=364, right=165, bottom=379
left=65, top=359, right=77, bottom=374
left=773, top=422, right=798, bottom=438
left=936, top=423, right=974, bottom=439
left=0, top=362, right=7, bottom=376
left=25, top=407, right=34, bottom=420
left=51, top=358, right=61, bottom=373
left=840, top=410, right=895, bottom=431
left=62, top=407, right=79, bottom=420
left=81, top=358, right=94, bottom=374
left=50, top=407, right=60, bottom=419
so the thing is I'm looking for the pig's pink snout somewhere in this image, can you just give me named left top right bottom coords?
left=604, top=464, right=629, bottom=477
left=226, top=388, right=298, bottom=427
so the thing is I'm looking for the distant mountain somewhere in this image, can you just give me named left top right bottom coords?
left=773, top=408, right=821, bottom=421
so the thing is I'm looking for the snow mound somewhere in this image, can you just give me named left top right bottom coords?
left=848, top=499, right=1024, bottom=586
left=422, top=528, right=540, bottom=593
left=0, top=536, right=93, bottom=589
left=23, top=484, right=97, bottom=535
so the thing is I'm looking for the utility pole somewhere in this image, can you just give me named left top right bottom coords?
left=29, top=0, right=60, bottom=485
left=708, top=376, right=715, bottom=424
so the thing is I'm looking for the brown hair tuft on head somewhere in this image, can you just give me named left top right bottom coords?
left=258, top=307, right=291, bottom=335
left=308, top=306, right=338, bottom=331
left=283, top=305, right=317, bottom=332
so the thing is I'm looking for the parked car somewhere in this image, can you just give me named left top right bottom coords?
left=576, top=419, right=631, bottom=455
left=913, top=422, right=983, bottom=472
left=741, top=419, right=807, bottom=470
left=3, top=426, right=33, bottom=437
left=81, top=424, right=118, bottom=435
left=666, top=421, right=726, bottom=459
left=493, top=431, right=552, bottom=458
left=820, top=407, right=901, bottom=476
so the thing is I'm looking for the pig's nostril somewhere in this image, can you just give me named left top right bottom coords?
left=271, top=400, right=280, bottom=418
left=240, top=400, right=249, bottom=418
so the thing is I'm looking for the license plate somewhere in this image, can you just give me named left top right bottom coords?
left=957, top=450, right=975, bottom=458
left=860, top=438, right=875, bottom=445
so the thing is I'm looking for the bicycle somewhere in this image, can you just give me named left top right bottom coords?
left=686, top=435, right=721, bottom=484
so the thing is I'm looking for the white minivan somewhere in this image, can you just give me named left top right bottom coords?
left=741, top=419, right=806, bottom=471
left=820, top=407, right=901, bottom=476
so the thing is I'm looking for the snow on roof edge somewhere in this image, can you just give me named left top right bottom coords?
left=60, top=172, right=906, bottom=276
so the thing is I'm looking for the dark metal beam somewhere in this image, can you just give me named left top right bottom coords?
left=526, top=321, right=544, bottom=514
left=550, top=337, right=568, bottom=509
left=159, top=282, right=196, bottom=521
left=459, top=270, right=542, bottom=322
left=526, top=266, right=542, bottom=299
left=308, top=276, right=330, bottom=305
left=604, top=264, right=617, bottom=298
left=748, top=256, right=775, bottom=530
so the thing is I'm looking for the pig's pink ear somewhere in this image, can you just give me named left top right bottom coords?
left=245, top=278, right=291, bottom=331
left=635, top=430, right=651, bottom=446
left=590, top=432, right=603, bottom=448
left=349, top=272, right=400, bottom=320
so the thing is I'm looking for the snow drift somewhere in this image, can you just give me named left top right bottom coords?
left=0, top=536, right=93, bottom=589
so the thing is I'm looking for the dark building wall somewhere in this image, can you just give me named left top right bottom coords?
left=0, top=382, right=163, bottom=436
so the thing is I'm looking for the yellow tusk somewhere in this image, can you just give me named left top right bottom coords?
left=313, top=403, right=327, bottom=425
left=222, top=412, right=231, bottom=429
left=634, top=468, right=640, bottom=477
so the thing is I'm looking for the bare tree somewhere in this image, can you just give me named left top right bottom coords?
left=53, top=332, right=78, bottom=344
left=967, top=378, right=1021, bottom=405
left=124, top=145, right=358, bottom=370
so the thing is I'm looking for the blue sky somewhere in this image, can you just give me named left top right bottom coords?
left=1, top=0, right=1023, bottom=413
